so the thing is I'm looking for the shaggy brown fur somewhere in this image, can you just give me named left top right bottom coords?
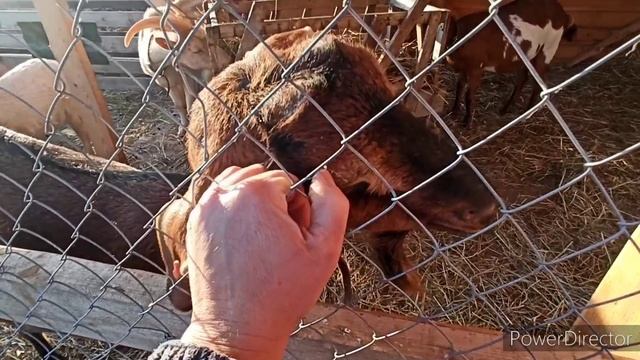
left=158, top=28, right=498, bottom=311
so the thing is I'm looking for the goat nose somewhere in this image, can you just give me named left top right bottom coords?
left=462, top=203, right=498, bottom=223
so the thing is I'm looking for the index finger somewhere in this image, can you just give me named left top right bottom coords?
left=240, top=169, right=296, bottom=195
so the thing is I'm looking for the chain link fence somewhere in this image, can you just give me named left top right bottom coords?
left=1, top=0, right=639, bottom=358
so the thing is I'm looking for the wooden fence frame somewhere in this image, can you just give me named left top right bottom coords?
left=1, top=245, right=632, bottom=359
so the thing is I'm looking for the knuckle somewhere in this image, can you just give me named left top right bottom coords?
left=248, top=163, right=266, bottom=172
left=268, top=169, right=290, bottom=179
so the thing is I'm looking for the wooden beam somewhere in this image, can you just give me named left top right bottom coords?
left=0, top=10, right=144, bottom=30
left=0, top=33, right=138, bottom=55
left=379, top=0, right=430, bottom=70
left=0, top=54, right=146, bottom=76
left=0, top=247, right=613, bottom=359
left=569, top=19, right=640, bottom=66
left=572, top=226, right=640, bottom=358
left=31, top=0, right=127, bottom=163
left=363, top=12, right=390, bottom=49
left=402, top=11, right=444, bottom=117
left=234, top=1, right=270, bottom=61
left=209, top=11, right=435, bottom=40
left=415, top=11, right=442, bottom=75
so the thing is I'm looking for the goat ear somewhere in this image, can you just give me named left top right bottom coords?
left=172, top=260, right=183, bottom=279
left=153, top=30, right=180, bottom=50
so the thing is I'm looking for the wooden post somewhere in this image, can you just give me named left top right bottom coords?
left=569, top=19, right=640, bottom=67
left=31, top=0, right=127, bottom=164
left=572, top=226, right=640, bottom=358
left=234, top=1, right=271, bottom=61
left=0, top=247, right=619, bottom=359
left=379, top=0, right=431, bottom=70
left=403, top=10, right=445, bottom=117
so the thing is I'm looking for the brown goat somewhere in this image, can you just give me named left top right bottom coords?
left=0, top=126, right=189, bottom=359
left=447, top=0, right=577, bottom=126
left=0, top=126, right=187, bottom=274
left=157, top=28, right=498, bottom=311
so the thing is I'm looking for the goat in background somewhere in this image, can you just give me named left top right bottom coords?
left=446, top=0, right=577, bottom=126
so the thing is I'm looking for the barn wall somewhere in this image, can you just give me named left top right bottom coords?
left=434, top=0, right=640, bottom=61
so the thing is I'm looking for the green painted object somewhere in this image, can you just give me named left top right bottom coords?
left=17, top=21, right=109, bottom=65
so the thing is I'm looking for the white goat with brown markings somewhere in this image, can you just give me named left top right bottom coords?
left=446, top=0, right=577, bottom=126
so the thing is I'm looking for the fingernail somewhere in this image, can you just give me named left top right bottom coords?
left=313, top=169, right=327, bottom=180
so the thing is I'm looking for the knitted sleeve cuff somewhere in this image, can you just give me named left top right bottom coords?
left=148, top=340, right=231, bottom=360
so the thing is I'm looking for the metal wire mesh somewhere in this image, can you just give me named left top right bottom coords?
left=0, top=0, right=639, bottom=358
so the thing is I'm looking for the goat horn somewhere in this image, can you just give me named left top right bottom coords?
left=124, top=15, right=196, bottom=48
left=124, top=17, right=163, bottom=47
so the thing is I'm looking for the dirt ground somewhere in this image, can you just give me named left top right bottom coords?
left=1, top=48, right=638, bottom=358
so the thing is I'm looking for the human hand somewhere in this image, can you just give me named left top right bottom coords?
left=180, top=164, right=349, bottom=360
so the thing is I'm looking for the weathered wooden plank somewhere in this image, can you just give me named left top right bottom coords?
left=379, top=0, right=431, bottom=69
left=0, top=10, right=144, bottom=30
left=0, top=53, right=146, bottom=76
left=423, top=0, right=640, bottom=17
left=32, top=0, right=124, bottom=163
left=2, top=0, right=149, bottom=11
left=211, top=11, right=434, bottom=39
left=0, top=247, right=615, bottom=359
left=98, top=75, right=150, bottom=90
left=0, top=33, right=137, bottom=55
left=234, top=0, right=270, bottom=61
left=569, top=19, right=640, bottom=66
left=572, top=227, right=640, bottom=358
left=0, top=248, right=189, bottom=352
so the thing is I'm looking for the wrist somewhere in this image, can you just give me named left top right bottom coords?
left=181, top=320, right=289, bottom=360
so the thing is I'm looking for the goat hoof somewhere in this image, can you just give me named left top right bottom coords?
left=390, top=271, right=423, bottom=299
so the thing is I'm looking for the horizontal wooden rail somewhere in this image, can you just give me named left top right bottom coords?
left=210, top=11, right=441, bottom=39
left=0, top=10, right=144, bottom=30
left=0, top=53, right=145, bottom=76
left=0, top=33, right=138, bottom=55
left=0, top=247, right=615, bottom=359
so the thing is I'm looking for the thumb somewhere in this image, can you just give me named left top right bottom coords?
left=307, top=170, right=349, bottom=251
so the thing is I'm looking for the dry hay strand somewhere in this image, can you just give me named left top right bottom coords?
left=325, top=52, right=639, bottom=336
left=106, top=89, right=189, bottom=173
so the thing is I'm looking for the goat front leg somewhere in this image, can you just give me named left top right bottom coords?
left=450, top=73, right=466, bottom=117
left=525, top=52, right=547, bottom=111
left=370, top=231, right=423, bottom=297
left=463, top=70, right=482, bottom=127
left=164, top=70, right=189, bottom=136
left=500, top=66, right=529, bottom=115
